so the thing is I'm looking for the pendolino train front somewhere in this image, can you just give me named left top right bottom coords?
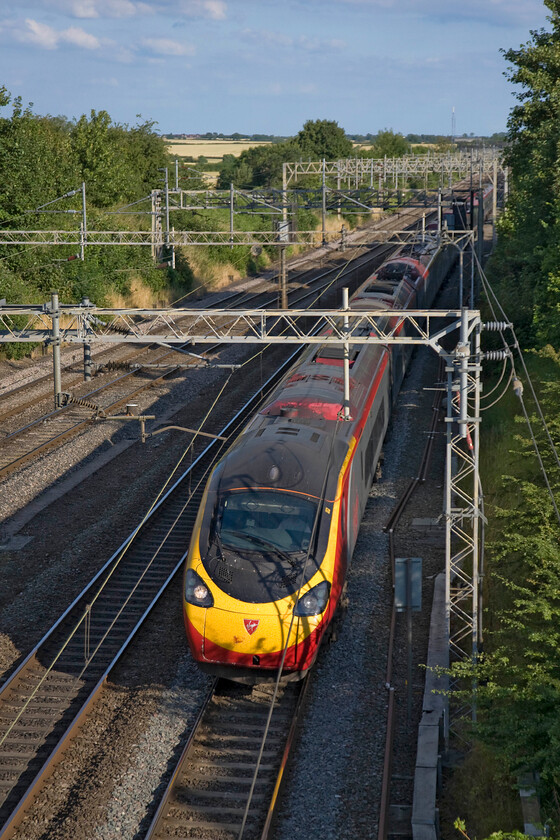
left=183, top=239, right=452, bottom=682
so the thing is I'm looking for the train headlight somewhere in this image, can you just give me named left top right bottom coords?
left=294, top=581, right=330, bottom=617
left=185, top=569, right=214, bottom=608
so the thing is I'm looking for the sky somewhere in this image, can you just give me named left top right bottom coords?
left=0, top=0, right=551, bottom=137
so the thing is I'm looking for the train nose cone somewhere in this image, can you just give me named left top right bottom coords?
left=220, top=441, right=307, bottom=491
left=201, top=608, right=299, bottom=669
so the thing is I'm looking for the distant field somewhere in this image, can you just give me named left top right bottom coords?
left=164, top=139, right=273, bottom=162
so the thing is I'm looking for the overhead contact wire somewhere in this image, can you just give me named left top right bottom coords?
left=474, top=256, right=560, bottom=524
left=237, top=415, right=342, bottom=840
left=476, top=252, right=560, bottom=471
left=0, top=217, right=390, bottom=756
left=238, top=221, right=441, bottom=838
left=236, top=246, right=372, bottom=839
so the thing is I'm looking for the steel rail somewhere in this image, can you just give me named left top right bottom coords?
left=0, top=365, right=180, bottom=480
left=145, top=313, right=446, bottom=840
left=0, top=229, right=403, bottom=482
left=0, top=194, right=451, bottom=833
left=0, top=231, right=397, bottom=832
left=0, top=350, right=301, bottom=838
left=0, top=342, right=177, bottom=424
left=377, top=359, right=445, bottom=840
left=144, top=677, right=310, bottom=840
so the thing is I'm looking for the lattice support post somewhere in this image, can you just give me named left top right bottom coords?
left=444, top=313, right=483, bottom=742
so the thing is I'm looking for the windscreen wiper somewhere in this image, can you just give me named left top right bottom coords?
left=226, top=530, right=298, bottom=567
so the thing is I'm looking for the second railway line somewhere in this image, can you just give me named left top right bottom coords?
left=0, top=328, right=449, bottom=839
left=0, top=201, right=434, bottom=485
left=0, top=189, right=486, bottom=836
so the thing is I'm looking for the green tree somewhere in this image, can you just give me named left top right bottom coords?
left=70, top=110, right=130, bottom=206
left=121, top=116, right=170, bottom=199
left=0, top=90, right=79, bottom=223
left=296, top=119, right=353, bottom=159
left=216, top=140, right=301, bottom=189
left=489, top=0, right=560, bottom=346
left=456, top=820, right=531, bottom=840
left=452, top=354, right=560, bottom=827
left=365, top=129, right=410, bottom=158
left=0, top=91, right=193, bottom=323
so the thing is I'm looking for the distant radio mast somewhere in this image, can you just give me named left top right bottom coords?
left=451, top=106, right=456, bottom=142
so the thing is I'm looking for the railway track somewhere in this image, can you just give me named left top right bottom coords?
left=0, top=199, right=430, bottom=423
left=0, top=196, right=459, bottom=837
left=0, top=353, right=299, bottom=839
left=0, top=207, right=418, bottom=421
left=0, top=364, right=183, bottom=479
left=377, top=358, right=446, bottom=839
left=0, top=220, right=415, bottom=481
left=0, top=229, right=401, bottom=832
left=145, top=678, right=308, bottom=840
left=135, top=353, right=449, bottom=840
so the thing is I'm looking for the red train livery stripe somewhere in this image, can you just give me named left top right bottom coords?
left=183, top=234, right=461, bottom=682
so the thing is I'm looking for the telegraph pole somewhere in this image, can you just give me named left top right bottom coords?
left=230, top=183, right=234, bottom=247
left=492, top=158, right=498, bottom=247
left=163, top=167, right=172, bottom=266
left=151, top=189, right=163, bottom=262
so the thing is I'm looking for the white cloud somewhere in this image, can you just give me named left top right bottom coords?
left=13, top=0, right=226, bottom=21
left=111, top=43, right=136, bottom=61
left=8, top=17, right=101, bottom=49
left=89, top=75, right=119, bottom=85
left=20, top=19, right=59, bottom=49
left=48, top=0, right=153, bottom=18
left=177, top=0, right=226, bottom=19
left=61, top=25, right=101, bottom=47
left=242, top=29, right=293, bottom=47
left=141, top=35, right=194, bottom=54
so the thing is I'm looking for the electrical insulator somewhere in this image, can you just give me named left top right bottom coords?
left=482, top=350, right=511, bottom=361
left=483, top=321, right=510, bottom=331
left=455, top=341, right=470, bottom=358
left=512, top=377, right=524, bottom=399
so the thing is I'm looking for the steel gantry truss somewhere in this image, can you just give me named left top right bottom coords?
left=283, top=149, right=505, bottom=187
left=0, top=300, right=476, bottom=352
left=0, top=292, right=487, bottom=691
left=0, top=227, right=350, bottom=248
left=0, top=150, right=504, bottom=265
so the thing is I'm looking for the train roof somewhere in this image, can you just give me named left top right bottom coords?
left=352, top=260, right=420, bottom=309
left=216, top=421, right=347, bottom=501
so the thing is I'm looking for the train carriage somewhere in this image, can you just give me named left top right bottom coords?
left=183, top=231, right=459, bottom=682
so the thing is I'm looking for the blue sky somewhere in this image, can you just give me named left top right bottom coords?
left=0, top=0, right=550, bottom=136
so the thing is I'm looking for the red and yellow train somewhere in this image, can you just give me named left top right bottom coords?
left=183, top=235, right=457, bottom=682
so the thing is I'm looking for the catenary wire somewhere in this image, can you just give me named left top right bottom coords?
left=237, top=413, right=342, bottom=840
left=476, top=251, right=560, bottom=471
left=475, top=255, right=560, bottom=524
